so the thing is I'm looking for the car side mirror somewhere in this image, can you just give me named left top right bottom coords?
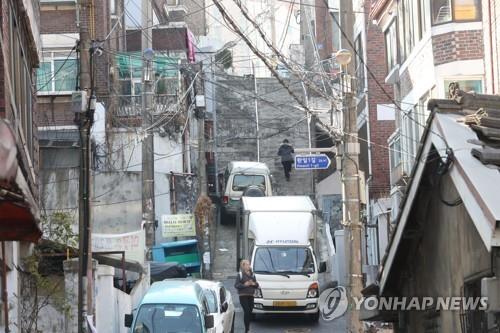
left=221, top=301, right=229, bottom=313
left=205, top=314, right=215, bottom=329
left=319, top=262, right=327, bottom=273
left=124, top=313, right=133, bottom=328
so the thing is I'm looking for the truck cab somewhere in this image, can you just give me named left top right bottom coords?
left=239, top=196, right=328, bottom=321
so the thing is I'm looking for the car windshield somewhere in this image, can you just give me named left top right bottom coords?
left=253, top=247, right=315, bottom=274
left=232, top=174, right=265, bottom=192
left=132, top=304, right=202, bottom=333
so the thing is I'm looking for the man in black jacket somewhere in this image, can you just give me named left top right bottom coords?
left=278, top=139, right=294, bottom=181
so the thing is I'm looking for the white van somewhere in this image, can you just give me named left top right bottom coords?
left=220, top=162, right=272, bottom=224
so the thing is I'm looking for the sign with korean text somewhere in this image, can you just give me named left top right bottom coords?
left=92, top=230, right=145, bottom=263
left=162, top=214, right=196, bottom=238
left=295, top=154, right=331, bottom=170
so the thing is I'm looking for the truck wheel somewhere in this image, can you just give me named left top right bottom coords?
left=310, top=311, right=320, bottom=323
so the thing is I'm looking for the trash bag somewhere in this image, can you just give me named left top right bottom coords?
left=150, top=262, right=187, bottom=283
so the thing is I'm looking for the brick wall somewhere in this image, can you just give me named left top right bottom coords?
left=126, top=27, right=189, bottom=53
left=432, top=30, right=484, bottom=66
left=364, top=0, right=395, bottom=199
left=37, top=97, right=75, bottom=127
left=315, top=0, right=334, bottom=60
left=40, top=9, right=78, bottom=34
left=39, top=1, right=115, bottom=120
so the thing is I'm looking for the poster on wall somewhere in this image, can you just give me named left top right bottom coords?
left=162, top=214, right=196, bottom=238
left=92, top=230, right=145, bottom=263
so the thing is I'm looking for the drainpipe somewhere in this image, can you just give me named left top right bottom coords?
left=2, top=242, right=9, bottom=333
left=364, top=88, right=373, bottom=239
left=488, top=0, right=496, bottom=94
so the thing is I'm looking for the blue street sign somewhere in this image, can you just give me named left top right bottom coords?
left=294, top=154, right=331, bottom=170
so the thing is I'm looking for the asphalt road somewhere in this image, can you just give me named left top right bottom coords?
left=214, top=223, right=347, bottom=333
left=223, top=278, right=347, bottom=333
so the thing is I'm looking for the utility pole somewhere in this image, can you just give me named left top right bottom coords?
left=196, top=68, right=207, bottom=196
left=300, top=82, right=315, bottom=195
left=77, top=0, right=93, bottom=332
left=142, top=0, right=156, bottom=256
left=338, top=0, right=363, bottom=331
left=300, top=0, right=315, bottom=70
left=252, top=61, right=260, bottom=161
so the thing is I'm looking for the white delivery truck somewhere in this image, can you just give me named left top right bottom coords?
left=238, top=196, right=328, bottom=321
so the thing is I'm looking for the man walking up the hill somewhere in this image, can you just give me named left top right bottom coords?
left=278, top=139, right=294, bottom=181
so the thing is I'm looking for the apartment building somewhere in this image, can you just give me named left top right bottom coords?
left=370, top=0, right=492, bottom=223
left=0, top=0, right=42, bottom=331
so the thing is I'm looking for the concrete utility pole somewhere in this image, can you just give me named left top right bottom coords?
left=76, top=0, right=93, bottom=333
left=196, top=69, right=207, bottom=195
left=300, top=0, right=316, bottom=70
left=252, top=61, right=260, bottom=161
left=76, top=0, right=95, bottom=333
left=338, top=0, right=363, bottom=331
left=142, top=0, right=156, bottom=255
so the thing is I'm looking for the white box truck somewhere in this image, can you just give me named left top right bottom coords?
left=238, top=196, right=328, bottom=321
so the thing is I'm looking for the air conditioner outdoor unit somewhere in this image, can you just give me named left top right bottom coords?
left=163, top=4, right=188, bottom=22
left=72, top=91, right=88, bottom=113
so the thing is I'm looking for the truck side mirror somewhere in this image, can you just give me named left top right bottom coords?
left=124, top=314, right=133, bottom=328
left=319, top=262, right=327, bottom=273
left=205, top=314, right=215, bottom=329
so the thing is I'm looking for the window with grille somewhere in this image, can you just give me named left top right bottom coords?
left=460, top=280, right=488, bottom=333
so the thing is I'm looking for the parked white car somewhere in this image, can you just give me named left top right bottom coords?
left=196, top=280, right=235, bottom=333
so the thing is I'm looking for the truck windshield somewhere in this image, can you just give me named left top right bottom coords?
left=232, top=174, right=265, bottom=192
left=253, top=247, right=315, bottom=274
left=132, top=304, right=202, bottom=333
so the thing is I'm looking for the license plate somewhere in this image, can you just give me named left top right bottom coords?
left=273, top=301, right=297, bottom=307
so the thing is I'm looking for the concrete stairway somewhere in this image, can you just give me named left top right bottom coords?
left=270, top=160, right=314, bottom=196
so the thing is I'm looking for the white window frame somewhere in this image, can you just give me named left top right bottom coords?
left=441, top=76, right=484, bottom=97
left=37, top=51, right=78, bottom=95
left=388, top=130, right=402, bottom=171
